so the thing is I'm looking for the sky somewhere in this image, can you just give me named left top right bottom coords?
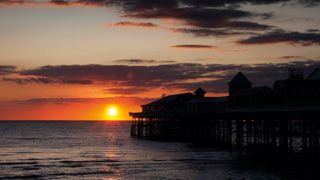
left=0, top=0, right=320, bottom=120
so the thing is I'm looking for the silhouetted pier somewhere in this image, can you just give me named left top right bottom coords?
left=131, top=107, right=320, bottom=154
left=130, top=69, right=320, bottom=155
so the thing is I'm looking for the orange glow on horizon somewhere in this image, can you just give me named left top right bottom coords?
left=0, top=97, right=148, bottom=121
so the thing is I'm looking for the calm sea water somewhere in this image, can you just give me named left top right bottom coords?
left=0, top=121, right=307, bottom=180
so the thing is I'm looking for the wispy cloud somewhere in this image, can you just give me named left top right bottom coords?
left=169, top=28, right=252, bottom=37
left=0, top=65, right=16, bottom=75
left=2, top=77, right=92, bottom=85
left=279, top=55, right=305, bottom=59
left=109, top=21, right=159, bottom=28
left=238, top=30, right=320, bottom=46
left=16, top=96, right=154, bottom=105
left=114, top=59, right=175, bottom=64
left=171, top=44, right=218, bottom=50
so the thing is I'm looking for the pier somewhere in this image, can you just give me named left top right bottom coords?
left=130, top=107, right=320, bottom=154
left=130, top=69, right=320, bottom=155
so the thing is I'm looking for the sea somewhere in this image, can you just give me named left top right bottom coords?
left=0, top=121, right=316, bottom=180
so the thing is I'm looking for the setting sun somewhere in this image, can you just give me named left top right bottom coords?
left=102, top=104, right=133, bottom=121
left=107, top=107, right=117, bottom=116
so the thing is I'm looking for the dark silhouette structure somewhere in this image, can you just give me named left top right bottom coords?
left=228, top=72, right=252, bottom=96
left=130, top=69, right=320, bottom=155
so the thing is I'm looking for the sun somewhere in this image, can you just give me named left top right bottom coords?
left=104, top=105, right=122, bottom=120
left=107, top=107, right=117, bottom=117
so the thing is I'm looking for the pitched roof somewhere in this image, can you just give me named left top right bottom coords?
left=228, top=72, right=252, bottom=85
left=194, top=88, right=207, bottom=95
left=307, top=68, right=320, bottom=80
left=232, top=86, right=273, bottom=97
left=143, top=93, right=195, bottom=107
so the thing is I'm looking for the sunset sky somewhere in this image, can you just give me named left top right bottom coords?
left=1, top=0, right=320, bottom=120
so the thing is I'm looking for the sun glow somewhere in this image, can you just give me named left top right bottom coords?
left=107, top=107, right=117, bottom=116
left=103, top=105, right=123, bottom=121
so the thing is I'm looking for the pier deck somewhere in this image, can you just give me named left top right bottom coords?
left=130, top=107, right=320, bottom=154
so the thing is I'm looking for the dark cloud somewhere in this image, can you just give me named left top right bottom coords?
left=4, top=60, right=316, bottom=94
left=169, top=28, right=251, bottom=37
left=50, top=0, right=109, bottom=6
left=230, top=60, right=320, bottom=85
left=181, top=0, right=319, bottom=7
left=105, top=0, right=179, bottom=11
left=114, top=59, right=175, bottom=64
left=280, top=55, right=305, bottom=59
left=0, top=0, right=47, bottom=5
left=61, top=79, right=92, bottom=84
left=0, top=65, right=16, bottom=75
left=171, top=44, right=217, bottom=49
left=122, top=7, right=272, bottom=31
left=110, top=21, right=159, bottom=28
left=105, top=1, right=275, bottom=38
left=165, top=61, right=319, bottom=93
left=238, top=30, right=320, bottom=46
left=42, top=0, right=320, bottom=8
left=69, top=0, right=318, bottom=36
left=103, top=0, right=319, bottom=10
left=16, top=63, right=239, bottom=91
left=299, top=0, right=320, bottom=7
left=306, top=29, right=320, bottom=33
left=50, top=0, right=69, bottom=5
left=1, top=0, right=317, bottom=8
left=20, top=64, right=220, bottom=85
left=44, top=0, right=274, bottom=35
left=4, top=0, right=320, bottom=39
left=181, top=0, right=291, bottom=7
left=0, top=0, right=22, bottom=4
left=224, top=21, right=272, bottom=30
left=2, top=77, right=92, bottom=84
left=2, top=77, right=56, bottom=84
